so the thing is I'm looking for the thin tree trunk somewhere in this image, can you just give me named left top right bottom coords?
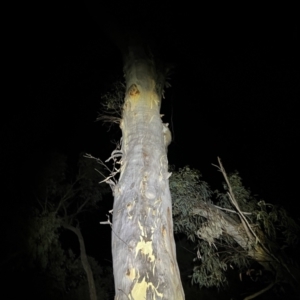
left=111, top=46, right=184, bottom=299
left=64, top=224, right=97, bottom=300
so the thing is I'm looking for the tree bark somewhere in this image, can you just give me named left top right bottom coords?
left=63, top=224, right=97, bottom=300
left=111, top=46, right=184, bottom=299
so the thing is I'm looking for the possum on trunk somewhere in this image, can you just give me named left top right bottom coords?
left=162, top=123, right=172, bottom=152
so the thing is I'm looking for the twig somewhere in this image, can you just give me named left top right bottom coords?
left=213, top=205, right=252, bottom=215
left=215, top=157, right=259, bottom=243
left=243, top=281, right=276, bottom=300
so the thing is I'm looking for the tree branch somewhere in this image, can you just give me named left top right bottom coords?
left=244, top=281, right=276, bottom=300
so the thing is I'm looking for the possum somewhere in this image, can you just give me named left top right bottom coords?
left=162, top=123, right=172, bottom=151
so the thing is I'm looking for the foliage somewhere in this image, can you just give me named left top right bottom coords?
left=77, top=153, right=110, bottom=206
left=215, top=171, right=299, bottom=250
left=215, top=171, right=257, bottom=220
left=26, top=208, right=112, bottom=299
left=27, top=210, right=78, bottom=292
left=64, top=255, right=112, bottom=300
left=170, top=165, right=300, bottom=291
left=98, top=80, right=125, bottom=124
left=24, top=152, right=111, bottom=299
left=35, top=152, right=109, bottom=212
left=170, top=166, right=212, bottom=242
left=27, top=210, right=62, bottom=267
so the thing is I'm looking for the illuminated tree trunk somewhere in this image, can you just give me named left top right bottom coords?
left=111, top=46, right=185, bottom=299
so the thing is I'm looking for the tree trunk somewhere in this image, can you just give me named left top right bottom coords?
left=64, top=224, right=97, bottom=300
left=111, top=46, right=184, bottom=299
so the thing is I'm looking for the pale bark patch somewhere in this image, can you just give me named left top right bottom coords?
left=130, top=274, right=164, bottom=300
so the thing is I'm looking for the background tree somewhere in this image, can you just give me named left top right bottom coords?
left=170, top=159, right=300, bottom=299
left=12, top=152, right=112, bottom=300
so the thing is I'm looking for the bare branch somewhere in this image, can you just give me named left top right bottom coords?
left=216, top=157, right=258, bottom=242
left=244, top=281, right=276, bottom=300
left=213, top=204, right=252, bottom=215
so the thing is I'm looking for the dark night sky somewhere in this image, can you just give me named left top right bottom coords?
left=1, top=1, right=299, bottom=272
